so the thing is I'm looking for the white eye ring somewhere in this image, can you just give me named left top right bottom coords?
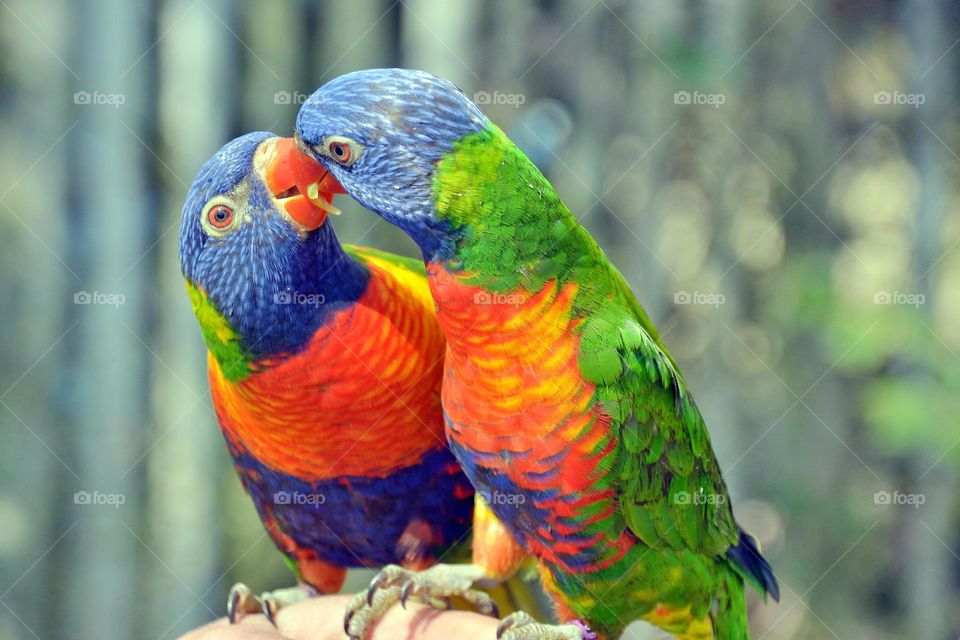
left=323, top=136, right=362, bottom=167
left=201, top=196, right=238, bottom=236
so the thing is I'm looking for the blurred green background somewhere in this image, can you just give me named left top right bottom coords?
left=1, top=0, right=958, bottom=638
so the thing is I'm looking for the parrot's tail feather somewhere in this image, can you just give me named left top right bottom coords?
left=725, top=529, right=780, bottom=601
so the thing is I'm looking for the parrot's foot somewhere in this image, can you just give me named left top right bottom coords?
left=343, top=584, right=434, bottom=640
left=226, top=582, right=316, bottom=625
left=366, top=563, right=499, bottom=617
left=497, top=611, right=596, bottom=640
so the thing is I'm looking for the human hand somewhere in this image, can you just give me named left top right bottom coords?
left=180, top=594, right=499, bottom=640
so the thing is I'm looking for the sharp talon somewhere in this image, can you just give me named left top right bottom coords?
left=496, top=617, right=510, bottom=639
left=227, top=590, right=240, bottom=624
left=399, top=581, right=414, bottom=609
left=343, top=608, right=354, bottom=635
left=367, top=573, right=386, bottom=606
left=262, top=598, right=278, bottom=627
left=489, top=601, right=500, bottom=619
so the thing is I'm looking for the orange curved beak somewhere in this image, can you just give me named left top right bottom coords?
left=262, top=137, right=344, bottom=230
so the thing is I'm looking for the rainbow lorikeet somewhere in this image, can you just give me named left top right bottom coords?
left=294, top=69, right=780, bottom=640
left=178, top=132, right=531, bottom=633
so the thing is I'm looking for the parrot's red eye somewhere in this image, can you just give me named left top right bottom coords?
left=208, top=205, right=234, bottom=229
left=323, top=136, right=361, bottom=167
left=329, top=142, right=350, bottom=163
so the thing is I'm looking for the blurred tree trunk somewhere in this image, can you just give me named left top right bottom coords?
left=627, top=0, right=683, bottom=320
left=759, top=3, right=854, bottom=628
left=64, top=1, right=150, bottom=638
left=696, top=0, right=746, bottom=484
left=903, top=0, right=953, bottom=637
left=402, top=0, right=480, bottom=89
left=0, top=1, right=75, bottom=638
left=144, top=0, right=238, bottom=636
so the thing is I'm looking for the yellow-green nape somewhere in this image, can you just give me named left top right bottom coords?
left=185, top=280, right=252, bottom=382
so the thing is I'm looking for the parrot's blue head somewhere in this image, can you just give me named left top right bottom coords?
left=179, top=131, right=367, bottom=379
left=295, top=68, right=489, bottom=258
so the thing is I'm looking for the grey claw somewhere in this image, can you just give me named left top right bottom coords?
left=227, top=590, right=241, bottom=625
left=262, top=598, right=278, bottom=627
left=399, top=581, right=414, bottom=609
left=367, top=573, right=387, bottom=606
left=496, top=617, right=510, bottom=639
left=343, top=608, right=354, bottom=635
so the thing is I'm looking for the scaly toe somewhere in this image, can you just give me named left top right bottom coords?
left=366, top=564, right=409, bottom=606
left=345, top=584, right=404, bottom=640
left=496, top=612, right=590, bottom=640
left=497, top=611, right=534, bottom=638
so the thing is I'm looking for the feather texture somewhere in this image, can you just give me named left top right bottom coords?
left=426, top=124, right=777, bottom=638
left=294, top=69, right=779, bottom=638
left=178, top=135, right=480, bottom=591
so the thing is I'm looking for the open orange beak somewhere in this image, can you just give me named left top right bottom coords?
left=261, top=137, right=344, bottom=230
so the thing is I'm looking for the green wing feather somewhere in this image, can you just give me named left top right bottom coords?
left=583, top=285, right=741, bottom=558
left=433, top=124, right=743, bottom=563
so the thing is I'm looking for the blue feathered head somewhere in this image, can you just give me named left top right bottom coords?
left=295, top=68, right=489, bottom=257
left=179, top=132, right=366, bottom=374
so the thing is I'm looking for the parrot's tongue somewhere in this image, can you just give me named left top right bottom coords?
left=261, top=137, right=344, bottom=230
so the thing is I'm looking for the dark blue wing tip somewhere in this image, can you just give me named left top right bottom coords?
left=727, top=529, right=780, bottom=602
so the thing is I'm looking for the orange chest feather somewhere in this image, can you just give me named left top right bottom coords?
left=209, top=263, right=447, bottom=482
left=426, top=266, right=610, bottom=483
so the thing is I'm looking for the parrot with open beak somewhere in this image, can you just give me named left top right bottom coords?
left=178, top=131, right=532, bottom=635
left=294, top=69, right=779, bottom=640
